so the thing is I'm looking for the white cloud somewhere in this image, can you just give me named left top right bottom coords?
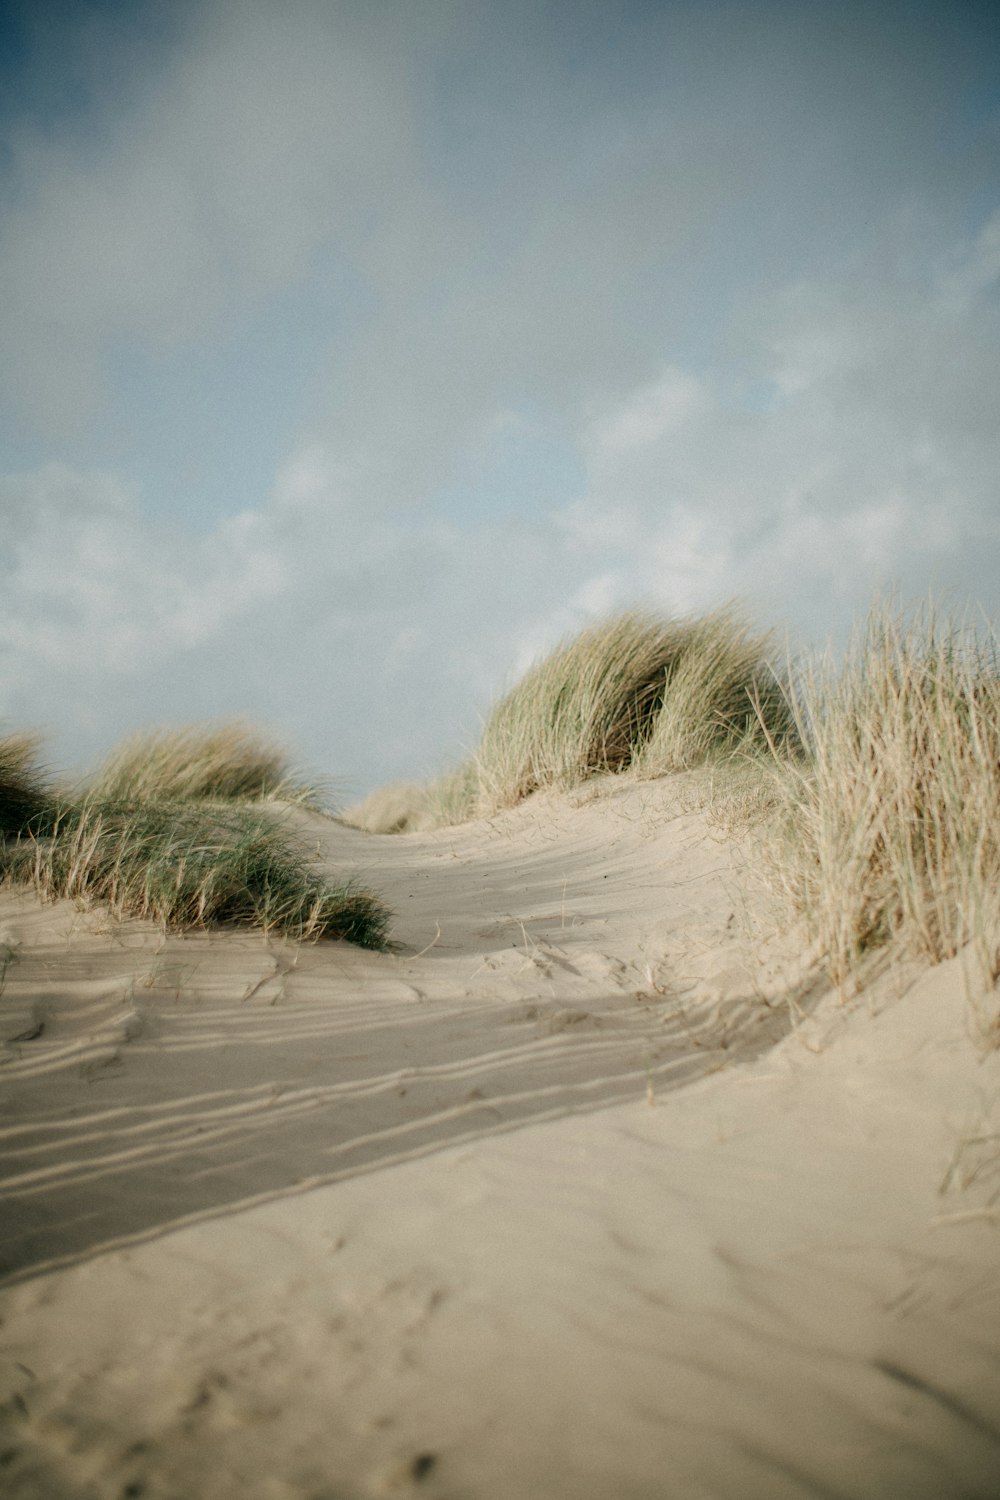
left=585, top=368, right=708, bottom=462
left=561, top=196, right=1000, bottom=638
left=5, top=175, right=1000, bottom=791
left=0, top=467, right=282, bottom=685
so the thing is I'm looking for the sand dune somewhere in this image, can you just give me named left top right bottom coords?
left=1, top=776, right=999, bottom=1498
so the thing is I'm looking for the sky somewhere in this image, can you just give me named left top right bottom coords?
left=1, top=0, right=999, bottom=798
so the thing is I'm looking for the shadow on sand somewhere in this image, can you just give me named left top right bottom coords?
left=0, top=918, right=827, bottom=1288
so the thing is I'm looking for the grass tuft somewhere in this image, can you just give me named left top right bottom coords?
left=0, top=733, right=56, bottom=836
left=85, top=723, right=329, bottom=809
left=474, top=612, right=701, bottom=812
left=634, top=605, right=794, bottom=776
left=344, top=761, right=479, bottom=834
left=0, top=727, right=388, bottom=948
left=4, top=798, right=390, bottom=947
left=767, top=601, right=1000, bottom=1001
left=343, top=782, right=432, bottom=835
left=354, top=607, right=793, bottom=829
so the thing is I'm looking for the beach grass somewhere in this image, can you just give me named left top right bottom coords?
left=346, top=761, right=479, bottom=835
left=346, top=606, right=792, bottom=830
left=0, top=733, right=57, bottom=836
left=472, top=611, right=690, bottom=811
left=4, top=798, right=390, bottom=947
left=1, top=727, right=389, bottom=947
left=766, top=602, right=1000, bottom=1003
left=10, top=598, right=1000, bottom=989
left=633, top=605, right=794, bottom=777
left=342, top=592, right=1000, bottom=1026
left=85, top=722, right=329, bottom=810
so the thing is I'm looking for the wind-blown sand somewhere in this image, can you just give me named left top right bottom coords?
left=1, top=776, right=999, bottom=1499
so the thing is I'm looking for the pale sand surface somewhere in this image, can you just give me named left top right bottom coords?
left=1, top=776, right=999, bottom=1498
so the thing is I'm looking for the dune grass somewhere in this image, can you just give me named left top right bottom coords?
left=346, top=606, right=792, bottom=831
left=0, top=725, right=389, bottom=947
left=343, top=781, right=431, bottom=835
left=634, top=606, right=794, bottom=776
left=346, top=594, right=1000, bottom=1032
left=5, top=798, right=389, bottom=946
left=0, top=734, right=56, bottom=836
left=472, top=612, right=688, bottom=812
left=765, top=603, right=1000, bottom=1010
left=346, top=761, right=479, bottom=835
left=477, top=605, right=792, bottom=808
left=85, top=722, right=328, bottom=809
left=10, top=600, right=999, bottom=993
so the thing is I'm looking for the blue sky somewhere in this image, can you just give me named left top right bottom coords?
left=1, top=0, right=999, bottom=796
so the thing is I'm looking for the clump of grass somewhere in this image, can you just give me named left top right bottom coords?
left=344, top=782, right=431, bottom=834
left=473, top=606, right=792, bottom=814
left=345, top=761, right=479, bottom=834
left=634, top=606, right=794, bottom=776
left=769, top=602, right=1000, bottom=1001
left=0, top=733, right=56, bottom=836
left=423, top=760, right=480, bottom=827
left=86, top=723, right=328, bottom=809
left=5, top=799, right=390, bottom=947
left=472, top=612, right=695, bottom=812
left=0, top=727, right=387, bottom=947
left=351, top=607, right=793, bottom=831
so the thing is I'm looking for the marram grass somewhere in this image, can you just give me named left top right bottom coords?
left=473, top=612, right=687, bottom=811
left=86, top=722, right=328, bottom=809
left=765, top=602, right=1000, bottom=1009
left=346, top=762, right=478, bottom=835
left=346, top=606, right=792, bottom=830
left=4, top=799, right=389, bottom=947
left=634, top=606, right=794, bottom=776
left=0, top=726, right=388, bottom=948
left=0, top=733, right=56, bottom=836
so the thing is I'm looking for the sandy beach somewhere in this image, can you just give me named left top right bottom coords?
left=2, top=775, right=999, bottom=1499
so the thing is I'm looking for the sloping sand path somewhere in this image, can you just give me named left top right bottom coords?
left=1, top=777, right=999, bottom=1498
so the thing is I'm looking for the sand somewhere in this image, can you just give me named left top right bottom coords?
left=1, top=775, right=999, bottom=1499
